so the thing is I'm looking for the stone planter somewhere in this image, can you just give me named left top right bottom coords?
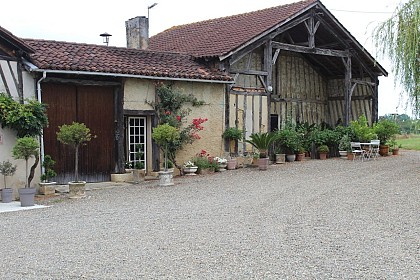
left=19, top=187, right=36, bottom=207
left=339, top=151, right=348, bottom=158
left=227, top=159, right=237, bottom=170
left=183, top=166, right=198, bottom=175
left=132, top=169, right=145, bottom=183
left=158, top=170, right=174, bottom=186
left=1, top=188, right=13, bottom=203
left=39, top=182, right=56, bottom=195
left=68, top=181, right=86, bottom=198
left=275, top=154, right=286, bottom=164
left=111, top=172, right=133, bottom=182
left=257, top=158, right=269, bottom=170
left=217, top=163, right=227, bottom=172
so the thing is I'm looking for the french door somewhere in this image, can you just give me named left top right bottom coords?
left=127, top=117, right=147, bottom=169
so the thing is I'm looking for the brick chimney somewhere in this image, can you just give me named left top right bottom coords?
left=125, top=16, right=149, bottom=50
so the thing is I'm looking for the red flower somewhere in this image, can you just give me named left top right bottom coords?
left=176, top=116, right=181, bottom=121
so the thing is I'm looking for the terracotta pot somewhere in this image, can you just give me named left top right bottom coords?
left=257, top=158, right=269, bottom=170
left=379, top=145, right=389, bottom=156
left=295, top=153, right=305, bottom=161
left=227, top=159, right=237, bottom=170
left=392, top=148, right=399, bottom=156
left=319, top=152, right=328, bottom=160
left=347, top=153, right=354, bottom=160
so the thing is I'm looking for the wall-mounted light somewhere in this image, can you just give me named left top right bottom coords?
left=100, top=32, right=112, bottom=46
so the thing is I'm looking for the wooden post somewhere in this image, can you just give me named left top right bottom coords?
left=265, top=40, right=272, bottom=133
left=372, top=77, right=379, bottom=123
left=114, top=85, right=125, bottom=173
left=343, top=55, right=352, bottom=126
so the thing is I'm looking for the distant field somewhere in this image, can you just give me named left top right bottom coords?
left=396, top=135, right=420, bottom=151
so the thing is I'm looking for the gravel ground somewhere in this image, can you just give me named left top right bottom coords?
left=0, top=151, right=419, bottom=279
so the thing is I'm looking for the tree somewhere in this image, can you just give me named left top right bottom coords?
left=373, top=0, right=420, bottom=117
left=12, top=137, right=39, bottom=188
left=57, top=122, right=93, bottom=182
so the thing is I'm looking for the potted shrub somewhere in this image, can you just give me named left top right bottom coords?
left=338, top=135, right=351, bottom=158
left=296, top=146, right=306, bottom=161
left=56, top=122, right=93, bottom=197
left=245, top=132, right=278, bottom=170
left=276, top=128, right=299, bottom=162
left=0, top=160, right=17, bottom=203
left=152, top=123, right=180, bottom=186
left=374, top=119, right=400, bottom=156
left=222, top=127, right=243, bottom=169
left=183, top=160, right=198, bottom=175
left=317, top=145, right=329, bottom=160
left=39, top=155, right=57, bottom=195
left=12, top=137, right=39, bottom=207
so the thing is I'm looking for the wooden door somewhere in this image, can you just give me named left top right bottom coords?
left=42, top=83, right=115, bottom=183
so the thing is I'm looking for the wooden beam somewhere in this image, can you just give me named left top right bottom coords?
left=230, top=69, right=268, bottom=76
left=351, top=79, right=377, bottom=87
left=265, top=40, right=273, bottom=133
left=328, top=95, right=373, bottom=101
left=0, top=64, right=11, bottom=97
left=16, top=54, right=23, bottom=103
left=272, top=41, right=350, bottom=58
left=272, top=49, right=281, bottom=65
left=114, top=85, right=125, bottom=173
left=344, top=56, right=352, bottom=126
left=44, top=77, right=121, bottom=86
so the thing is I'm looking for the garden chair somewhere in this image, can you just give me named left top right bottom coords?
left=351, top=142, right=366, bottom=161
left=370, top=139, right=380, bottom=160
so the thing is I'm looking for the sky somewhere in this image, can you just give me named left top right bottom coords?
left=1, top=0, right=412, bottom=117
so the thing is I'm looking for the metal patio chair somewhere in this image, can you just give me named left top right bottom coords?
left=351, top=142, right=366, bottom=161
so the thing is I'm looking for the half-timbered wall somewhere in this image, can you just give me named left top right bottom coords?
left=272, top=52, right=328, bottom=129
left=327, top=78, right=375, bottom=126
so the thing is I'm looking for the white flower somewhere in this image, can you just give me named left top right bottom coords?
left=184, top=161, right=196, bottom=167
left=214, top=157, right=227, bottom=164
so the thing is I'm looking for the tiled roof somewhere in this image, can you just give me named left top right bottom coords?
left=149, top=0, right=317, bottom=58
left=24, top=39, right=233, bottom=82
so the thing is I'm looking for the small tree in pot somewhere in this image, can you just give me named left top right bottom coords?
left=373, top=119, right=400, bottom=156
left=39, top=155, right=57, bottom=195
left=12, top=136, right=39, bottom=206
left=57, top=122, right=93, bottom=197
left=152, top=123, right=180, bottom=186
left=0, top=160, right=17, bottom=203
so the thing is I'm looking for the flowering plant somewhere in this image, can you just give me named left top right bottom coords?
left=214, top=157, right=227, bottom=164
left=184, top=161, right=196, bottom=168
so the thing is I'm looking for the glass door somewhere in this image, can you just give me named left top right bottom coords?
left=127, top=117, right=146, bottom=169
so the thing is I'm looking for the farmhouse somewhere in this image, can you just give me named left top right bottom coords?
left=0, top=0, right=387, bottom=186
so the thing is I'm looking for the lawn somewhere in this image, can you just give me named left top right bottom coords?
left=396, top=134, right=420, bottom=151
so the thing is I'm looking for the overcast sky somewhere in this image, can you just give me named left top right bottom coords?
left=1, top=0, right=411, bottom=116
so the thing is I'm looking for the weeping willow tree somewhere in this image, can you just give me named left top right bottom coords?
left=373, top=0, right=420, bottom=117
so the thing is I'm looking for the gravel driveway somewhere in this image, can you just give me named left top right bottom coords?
left=1, top=151, right=419, bottom=279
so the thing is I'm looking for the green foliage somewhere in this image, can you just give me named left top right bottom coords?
left=338, top=134, right=352, bottom=152
left=222, top=127, right=243, bottom=141
left=0, top=93, right=48, bottom=137
left=317, top=145, right=329, bottom=153
left=0, top=160, right=17, bottom=189
left=373, top=0, right=420, bottom=117
left=152, top=124, right=180, bottom=146
left=56, top=122, right=93, bottom=148
left=275, top=127, right=299, bottom=154
left=245, top=132, right=278, bottom=158
left=373, top=119, right=401, bottom=145
left=41, top=155, right=57, bottom=182
left=349, top=115, right=377, bottom=142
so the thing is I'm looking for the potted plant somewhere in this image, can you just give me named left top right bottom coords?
left=295, top=146, right=306, bottom=161
left=0, top=160, right=17, bottom=203
left=12, top=137, right=39, bottom=207
left=222, top=127, right=243, bottom=169
left=245, top=132, right=278, bottom=170
left=152, top=123, right=180, bottom=186
left=131, top=144, right=145, bottom=183
left=374, top=119, right=400, bottom=156
left=338, top=134, right=351, bottom=158
left=276, top=128, right=299, bottom=162
left=388, top=138, right=402, bottom=155
left=56, top=122, right=93, bottom=197
left=39, top=155, right=57, bottom=195
left=317, top=145, right=329, bottom=160
left=214, top=156, right=227, bottom=171
left=183, top=160, right=198, bottom=175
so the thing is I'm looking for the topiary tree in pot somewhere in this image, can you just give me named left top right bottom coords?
left=57, top=122, right=93, bottom=197
left=39, top=155, right=57, bottom=195
left=0, top=160, right=17, bottom=203
left=373, top=119, right=400, bottom=156
left=152, top=123, right=180, bottom=186
left=12, top=136, right=39, bottom=206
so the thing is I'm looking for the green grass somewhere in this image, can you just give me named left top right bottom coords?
left=396, top=135, right=420, bottom=151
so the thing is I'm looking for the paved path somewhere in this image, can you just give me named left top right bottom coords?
left=1, top=151, right=419, bottom=279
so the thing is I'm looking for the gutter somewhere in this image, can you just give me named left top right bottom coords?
left=27, top=67, right=234, bottom=85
